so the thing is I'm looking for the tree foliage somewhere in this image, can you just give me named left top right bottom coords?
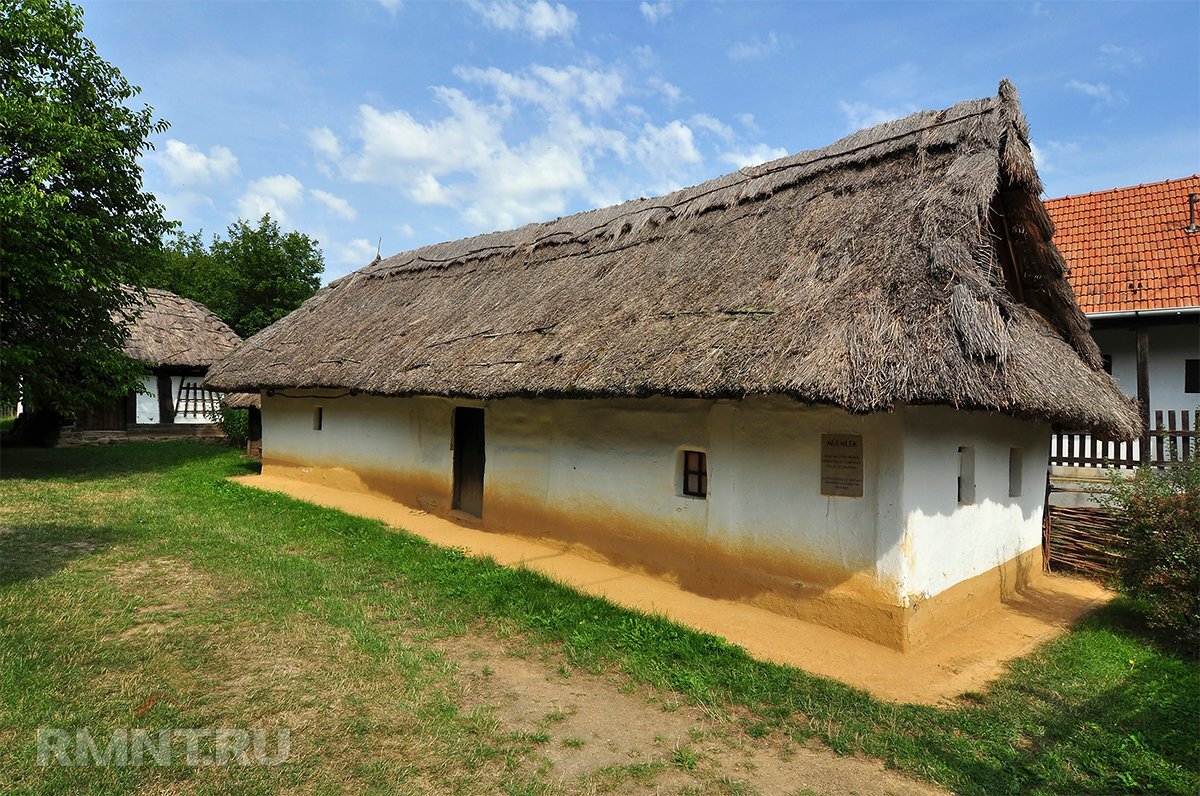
left=1096, top=458, right=1200, bottom=651
left=0, top=0, right=170, bottom=416
left=146, top=215, right=324, bottom=339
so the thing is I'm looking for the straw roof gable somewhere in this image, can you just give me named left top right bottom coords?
left=122, top=287, right=241, bottom=368
left=206, top=80, right=1140, bottom=439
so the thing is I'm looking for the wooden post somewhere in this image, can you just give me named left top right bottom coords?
left=156, top=373, right=175, bottom=425
left=1136, top=326, right=1151, bottom=466
left=1042, top=472, right=1053, bottom=573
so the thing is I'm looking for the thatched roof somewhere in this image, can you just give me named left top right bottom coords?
left=221, top=391, right=261, bottom=409
left=206, top=80, right=1140, bottom=439
left=122, top=287, right=241, bottom=368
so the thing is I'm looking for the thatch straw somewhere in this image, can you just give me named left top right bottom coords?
left=122, top=287, right=241, bottom=368
left=206, top=80, right=1140, bottom=439
left=221, top=391, right=261, bottom=409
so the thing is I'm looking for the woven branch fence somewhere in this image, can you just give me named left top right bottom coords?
left=1045, top=504, right=1125, bottom=579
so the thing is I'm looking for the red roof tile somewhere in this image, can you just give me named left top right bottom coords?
left=1044, top=175, right=1200, bottom=314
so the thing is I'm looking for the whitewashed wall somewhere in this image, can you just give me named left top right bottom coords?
left=895, top=406, right=1050, bottom=602
left=135, top=376, right=160, bottom=424
left=261, top=393, right=1046, bottom=616
left=1092, top=319, right=1200, bottom=416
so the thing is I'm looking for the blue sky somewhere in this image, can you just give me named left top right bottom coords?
left=78, top=0, right=1199, bottom=281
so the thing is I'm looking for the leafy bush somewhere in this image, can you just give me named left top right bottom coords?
left=1095, top=459, right=1199, bottom=651
left=211, top=407, right=248, bottom=450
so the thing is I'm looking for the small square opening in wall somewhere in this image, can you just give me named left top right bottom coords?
left=1186, top=359, right=1199, bottom=394
left=681, top=450, right=707, bottom=498
left=313, top=407, right=323, bottom=431
left=1009, top=447, right=1023, bottom=498
left=957, top=446, right=975, bottom=505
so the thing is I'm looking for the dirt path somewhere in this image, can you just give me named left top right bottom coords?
left=235, top=473, right=1110, bottom=705
left=441, top=632, right=946, bottom=795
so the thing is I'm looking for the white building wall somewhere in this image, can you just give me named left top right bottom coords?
left=135, top=376, right=159, bottom=424
left=1091, top=319, right=1200, bottom=416
left=484, top=397, right=889, bottom=580
left=897, top=406, right=1050, bottom=601
left=172, top=375, right=221, bottom=423
left=262, top=391, right=451, bottom=493
left=261, top=392, right=1047, bottom=616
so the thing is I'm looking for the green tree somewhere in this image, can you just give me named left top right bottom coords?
left=145, top=215, right=324, bottom=339
left=0, top=0, right=170, bottom=424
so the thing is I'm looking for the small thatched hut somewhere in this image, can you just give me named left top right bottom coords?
left=77, top=288, right=240, bottom=432
left=207, top=81, right=1139, bottom=650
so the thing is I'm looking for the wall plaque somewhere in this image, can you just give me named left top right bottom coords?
left=821, top=434, right=863, bottom=497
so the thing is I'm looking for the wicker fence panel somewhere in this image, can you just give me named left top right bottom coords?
left=1045, top=505, right=1125, bottom=579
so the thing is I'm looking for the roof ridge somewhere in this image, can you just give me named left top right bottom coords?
left=349, top=97, right=1005, bottom=283
left=1045, top=174, right=1200, bottom=205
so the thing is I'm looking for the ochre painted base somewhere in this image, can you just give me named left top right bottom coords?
left=262, top=457, right=1045, bottom=651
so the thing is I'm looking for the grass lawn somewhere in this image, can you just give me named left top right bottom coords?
left=1, top=442, right=1197, bottom=795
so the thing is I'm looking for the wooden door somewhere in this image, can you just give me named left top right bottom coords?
left=77, top=393, right=129, bottom=430
left=452, top=407, right=485, bottom=517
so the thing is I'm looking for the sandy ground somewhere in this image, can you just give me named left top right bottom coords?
left=234, top=473, right=1111, bottom=705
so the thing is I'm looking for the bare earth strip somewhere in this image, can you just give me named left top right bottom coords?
left=234, top=474, right=1109, bottom=706
left=439, top=632, right=945, bottom=795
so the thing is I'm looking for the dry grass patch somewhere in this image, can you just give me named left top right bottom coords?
left=437, top=628, right=944, bottom=796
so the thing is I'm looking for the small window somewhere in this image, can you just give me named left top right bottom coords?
left=957, top=446, right=975, bottom=505
left=1008, top=447, right=1023, bottom=498
left=682, top=450, right=707, bottom=498
left=313, top=407, right=323, bottom=431
left=1186, top=359, right=1199, bottom=394
left=1101, top=354, right=1113, bottom=374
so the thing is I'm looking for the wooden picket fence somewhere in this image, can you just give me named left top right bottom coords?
left=1050, top=409, right=1196, bottom=469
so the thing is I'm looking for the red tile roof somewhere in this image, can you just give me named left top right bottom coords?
left=1044, top=175, right=1200, bottom=315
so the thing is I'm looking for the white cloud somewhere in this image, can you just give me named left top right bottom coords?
left=310, top=188, right=357, bottom=220
left=1029, top=139, right=1080, bottom=174
left=727, top=31, right=779, bottom=61
left=309, top=127, right=342, bottom=160
left=1065, top=79, right=1126, bottom=108
left=691, top=113, right=735, bottom=142
left=639, top=1, right=673, bottom=24
left=631, top=44, right=656, bottom=68
left=837, top=100, right=916, bottom=132
left=1098, top=43, right=1143, bottom=71
left=376, top=0, right=401, bottom=11
left=719, top=144, right=789, bottom=169
left=329, top=238, right=378, bottom=267
left=154, top=139, right=239, bottom=186
left=237, top=174, right=304, bottom=225
left=410, top=172, right=454, bottom=206
left=735, top=113, right=759, bottom=134
left=632, top=120, right=701, bottom=193
left=649, top=76, right=682, bottom=104
left=468, top=0, right=577, bottom=40
left=457, top=64, right=623, bottom=113
left=317, top=64, right=781, bottom=233
left=397, top=222, right=416, bottom=238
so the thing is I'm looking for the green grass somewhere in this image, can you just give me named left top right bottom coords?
left=1, top=442, right=1197, bottom=794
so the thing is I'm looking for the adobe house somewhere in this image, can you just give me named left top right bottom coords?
left=206, top=81, right=1139, bottom=650
left=72, top=287, right=239, bottom=438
